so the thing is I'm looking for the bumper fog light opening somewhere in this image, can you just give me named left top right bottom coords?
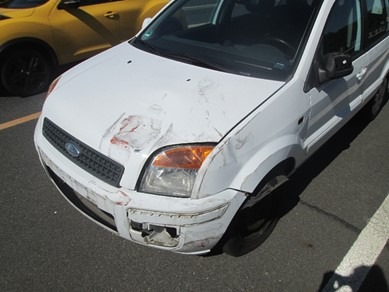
left=130, top=221, right=179, bottom=247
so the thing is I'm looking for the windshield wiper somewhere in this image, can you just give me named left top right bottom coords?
left=161, top=51, right=226, bottom=72
left=132, top=38, right=162, bottom=55
left=132, top=39, right=226, bottom=72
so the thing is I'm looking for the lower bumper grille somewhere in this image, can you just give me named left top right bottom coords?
left=47, top=166, right=117, bottom=232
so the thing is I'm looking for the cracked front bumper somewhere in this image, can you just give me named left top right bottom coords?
left=35, top=140, right=246, bottom=255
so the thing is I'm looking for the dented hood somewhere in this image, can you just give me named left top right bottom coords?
left=42, top=42, right=284, bottom=187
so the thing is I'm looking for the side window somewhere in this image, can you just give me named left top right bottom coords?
left=365, top=0, right=387, bottom=45
left=80, top=0, right=114, bottom=6
left=322, top=0, right=362, bottom=56
left=386, top=0, right=389, bottom=31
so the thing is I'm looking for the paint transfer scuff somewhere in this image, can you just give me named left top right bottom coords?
left=110, top=115, right=162, bottom=151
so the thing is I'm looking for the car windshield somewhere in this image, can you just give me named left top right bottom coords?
left=132, top=0, right=321, bottom=81
left=0, top=0, right=49, bottom=8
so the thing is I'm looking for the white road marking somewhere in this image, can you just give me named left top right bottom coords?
left=323, top=193, right=389, bottom=291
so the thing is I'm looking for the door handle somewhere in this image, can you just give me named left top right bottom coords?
left=356, top=67, right=367, bottom=81
left=104, top=11, right=118, bottom=19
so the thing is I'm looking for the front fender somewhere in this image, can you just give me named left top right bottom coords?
left=195, top=131, right=306, bottom=198
left=235, top=136, right=303, bottom=193
left=0, top=20, right=53, bottom=47
left=194, top=78, right=310, bottom=198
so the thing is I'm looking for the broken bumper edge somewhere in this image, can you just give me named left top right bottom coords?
left=36, top=144, right=247, bottom=255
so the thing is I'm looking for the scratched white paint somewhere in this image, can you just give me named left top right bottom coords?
left=41, top=42, right=284, bottom=189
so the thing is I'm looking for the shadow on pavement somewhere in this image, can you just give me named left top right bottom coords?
left=318, top=265, right=388, bottom=292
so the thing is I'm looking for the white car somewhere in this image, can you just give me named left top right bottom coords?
left=34, top=0, right=389, bottom=256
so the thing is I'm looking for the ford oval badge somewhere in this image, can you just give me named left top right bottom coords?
left=65, top=142, right=81, bottom=158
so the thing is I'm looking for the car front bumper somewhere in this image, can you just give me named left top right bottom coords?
left=35, top=130, right=247, bottom=255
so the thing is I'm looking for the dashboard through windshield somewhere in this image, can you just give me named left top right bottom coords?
left=132, top=0, right=320, bottom=81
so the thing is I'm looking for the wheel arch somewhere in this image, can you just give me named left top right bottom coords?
left=227, top=132, right=304, bottom=195
left=0, top=38, right=58, bottom=67
left=240, top=149, right=297, bottom=197
left=214, top=149, right=298, bottom=257
left=196, top=133, right=304, bottom=198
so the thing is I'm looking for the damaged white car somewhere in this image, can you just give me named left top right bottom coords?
left=34, top=0, right=389, bottom=256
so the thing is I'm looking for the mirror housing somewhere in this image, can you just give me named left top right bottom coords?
left=142, top=18, right=152, bottom=30
left=318, top=53, right=353, bottom=83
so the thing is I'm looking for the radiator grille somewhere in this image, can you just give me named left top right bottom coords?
left=43, top=118, right=124, bottom=187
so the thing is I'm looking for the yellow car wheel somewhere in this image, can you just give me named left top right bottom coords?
left=1, top=49, right=53, bottom=97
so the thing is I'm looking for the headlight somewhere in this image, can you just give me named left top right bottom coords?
left=139, top=145, right=214, bottom=198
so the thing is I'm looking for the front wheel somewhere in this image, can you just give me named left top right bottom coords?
left=0, top=49, right=53, bottom=97
left=221, top=179, right=283, bottom=257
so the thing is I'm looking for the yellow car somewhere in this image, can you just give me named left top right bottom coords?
left=0, top=0, right=168, bottom=96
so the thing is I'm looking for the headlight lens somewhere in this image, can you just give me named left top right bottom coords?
left=139, top=145, right=214, bottom=197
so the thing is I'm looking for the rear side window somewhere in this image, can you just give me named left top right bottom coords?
left=365, top=0, right=388, bottom=45
left=322, top=0, right=362, bottom=57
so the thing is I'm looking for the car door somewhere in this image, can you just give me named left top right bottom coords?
left=49, top=0, right=124, bottom=64
left=116, top=0, right=169, bottom=40
left=304, top=0, right=369, bottom=154
left=361, top=0, right=389, bottom=103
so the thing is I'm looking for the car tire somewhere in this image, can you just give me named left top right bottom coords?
left=221, top=178, right=282, bottom=257
left=362, top=74, right=388, bottom=121
left=0, top=49, right=53, bottom=97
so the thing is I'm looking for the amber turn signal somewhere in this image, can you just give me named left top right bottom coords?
left=152, top=145, right=214, bottom=169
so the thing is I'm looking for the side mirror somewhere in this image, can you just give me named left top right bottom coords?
left=318, top=53, right=353, bottom=83
left=58, top=0, right=81, bottom=9
left=142, top=18, right=152, bottom=30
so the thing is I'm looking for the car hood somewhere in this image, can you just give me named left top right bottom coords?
left=42, top=42, right=284, bottom=187
left=0, top=8, right=34, bottom=18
